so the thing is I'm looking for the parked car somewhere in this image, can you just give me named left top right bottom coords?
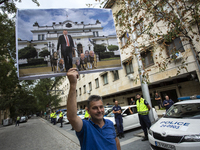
left=104, top=105, right=158, bottom=132
left=148, top=95, right=200, bottom=150
left=19, top=116, right=28, bottom=123
left=77, top=109, right=86, bottom=119
left=104, top=107, right=113, bottom=117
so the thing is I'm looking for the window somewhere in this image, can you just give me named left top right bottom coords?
left=79, top=88, right=81, bottom=96
left=116, top=10, right=123, bottom=27
left=165, top=37, right=185, bottom=57
left=76, top=90, right=78, bottom=97
left=124, top=61, right=134, bottom=75
left=135, top=19, right=145, bottom=36
left=83, top=85, right=86, bottom=94
left=102, top=73, right=108, bottom=85
left=77, top=38, right=81, bottom=40
left=141, top=50, right=154, bottom=68
left=89, top=82, right=92, bottom=91
left=38, top=34, right=45, bottom=40
left=112, top=70, right=119, bottom=81
left=95, top=78, right=99, bottom=88
left=96, top=32, right=99, bottom=37
left=120, top=32, right=128, bottom=47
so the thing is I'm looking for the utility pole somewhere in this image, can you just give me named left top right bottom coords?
left=131, top=33, right=155, bottom=123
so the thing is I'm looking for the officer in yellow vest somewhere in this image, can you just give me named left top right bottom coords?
left=52, top=110, right=57, bottom=125
left=50, top=111, right=54, bottom=123
left=84, top=107, right=90, bottom=120
left=15, top=116, right=20, bottom=126
left=59, top=110, right=63, bottom=127
left=135, top=93, right=151, bottom=141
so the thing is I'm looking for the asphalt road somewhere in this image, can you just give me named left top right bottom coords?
left=0, top=117, right=152, bottom=150
left=0, top=117, right=79, bottom=150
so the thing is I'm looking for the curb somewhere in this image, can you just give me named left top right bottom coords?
left=40, top=118, right=80, bottom=146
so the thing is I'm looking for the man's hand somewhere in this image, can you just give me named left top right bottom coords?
left=67, top=68, right=79, bottom=85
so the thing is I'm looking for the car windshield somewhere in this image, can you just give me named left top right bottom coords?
left=164, top=103, right=200, bottom=119
left=106, top=109, right=125, bottom=117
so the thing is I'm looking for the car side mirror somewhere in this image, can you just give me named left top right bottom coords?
left=122, top=113, right=127, bottom=117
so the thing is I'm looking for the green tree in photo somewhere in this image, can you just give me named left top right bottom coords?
left=94, top=44, right=106, bottom=61
left=18, top=46, right=37, bottom=60
left=107, top=45, right=119, bottom=51
left=39, top=49, right=50, bottom=58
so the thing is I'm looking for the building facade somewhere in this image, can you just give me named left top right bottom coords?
left=54, top=1, right=200, bottom=110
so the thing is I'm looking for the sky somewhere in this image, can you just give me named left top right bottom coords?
left=16, top=0, right=117, bottom=41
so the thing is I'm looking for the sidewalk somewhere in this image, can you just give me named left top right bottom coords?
left=40, top=118, right=80, bottom=147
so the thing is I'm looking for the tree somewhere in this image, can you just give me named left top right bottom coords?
left=18, top=46, right=37, bottom=60
left=107, top=44, right=119, bottom=51
left=39, top=49, right=50, bottom=57
left=94, top=44, right=106, bottom=61
left=98, top=0, right=200, bottom=78
left=0, top=0, right=40, bottom=118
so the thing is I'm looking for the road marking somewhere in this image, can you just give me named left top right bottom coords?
left=120, top=137, right=141, bottom=146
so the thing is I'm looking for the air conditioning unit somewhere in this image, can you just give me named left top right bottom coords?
left=170, top=52, right=183, bottom=60
left=87, top=90, right=91, bottom=94
left=127, top=74, right=134, bottom=80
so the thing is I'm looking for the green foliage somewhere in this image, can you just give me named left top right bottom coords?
left=94, top=44, right=106, bottom=53
left=107, top=45, right=119, bottom=51
left=18, top=46, right=37, bottom=59
left=100, top=52, right=114, bottom=59
left=39, top=49, right=50, bottom=57
left=0, top=0, right=40, bottom=118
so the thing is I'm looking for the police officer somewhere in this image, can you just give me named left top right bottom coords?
left=112, top=101, right=124, bottom=138
left=53, top=110, right=57, bottom=125
left=15, top=116, right=20, bottom=126
left=59, top=110, right=63, bottom=127
left=84, top=107, right=90, bottom=120
left=50, top=111, right=54, bottom=123
left=135, top=93, right=151, bottom=141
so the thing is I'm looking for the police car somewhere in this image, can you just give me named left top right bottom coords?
left=148, top=95, right=200, bottom=150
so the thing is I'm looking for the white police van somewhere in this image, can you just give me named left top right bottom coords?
left=148, top=95, right=200, bottom=150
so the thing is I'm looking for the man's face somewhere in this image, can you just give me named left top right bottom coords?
left=80, top=53, right=85, bottom=59
left=63, top=30, right=68, bottom=35
left=166, top=96, right=169, bottom=100
left=89, top=51, right=94, bottom=57
left=88, top=100, right=104, bottom=121
left=131, top=98, right=133, bottom=101
left=155, top=93, right=158, bottom=96
left=136, top=95, right=141, bottom=99
left=85, top=51, right=89, bottom=57
left=115, top=101, right=118, bottom=106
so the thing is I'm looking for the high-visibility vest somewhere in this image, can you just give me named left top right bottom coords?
left=17, top=116, right=20, bottom=120
left=59, top=112, right=63, bottom=118
left=136, top=98, right=149, bottom=115
left=84, top=110, right=89, bottom=118
left=50, top=113, right=53, bottom=118
left=53, top=112, right=57, bottom=118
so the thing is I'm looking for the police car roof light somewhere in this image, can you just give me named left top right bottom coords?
left=178, top=95, right=200, bottom=101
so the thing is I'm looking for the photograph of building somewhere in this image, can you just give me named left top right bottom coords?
left=17, top=8, right=122, bottom=80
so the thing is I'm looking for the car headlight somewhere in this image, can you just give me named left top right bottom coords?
left=183, top=135, right=200, bottom=142
left=148, top=129, right=153, bottom=136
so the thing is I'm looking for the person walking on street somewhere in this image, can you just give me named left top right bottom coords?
left=15, top=116, right=20, bottom=126
left=59, top=110, right=63, bottom=127
left=113, top=101, right=124, bottom=139
left=52, top=110, right=57, bottom=125
left=135, top=93, right=151, bottom=141
left=163, top=95, right=174, bottom=111
left=155, top=92, right=162, bottom=109
left=66, top=68, right=121, bottom=150
left=84, top=107, right=90, bottom=120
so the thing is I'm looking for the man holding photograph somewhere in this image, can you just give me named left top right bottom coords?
left=66, top=68, right=121, bottom=150
left=57, top=29, right=75, bottom=72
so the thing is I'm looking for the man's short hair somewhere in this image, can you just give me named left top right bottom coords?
left=87, top=95, right=102, bottom=109
left=136, top=93, right=140, bottom=96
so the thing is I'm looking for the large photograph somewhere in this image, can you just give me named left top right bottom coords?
left=16, top=8, right=122, bottom=80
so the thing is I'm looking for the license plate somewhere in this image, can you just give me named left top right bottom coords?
left=155, top=141, right=176, bottom=150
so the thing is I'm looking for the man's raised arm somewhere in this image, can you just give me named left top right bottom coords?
left=66, top=68, right=83, bottom=132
